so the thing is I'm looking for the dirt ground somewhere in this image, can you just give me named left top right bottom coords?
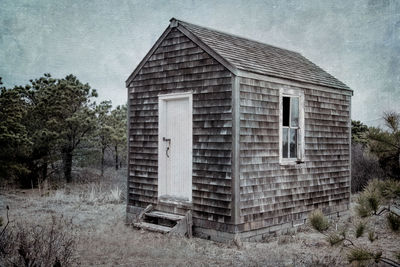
left=1, top=175, right=399, bottom=266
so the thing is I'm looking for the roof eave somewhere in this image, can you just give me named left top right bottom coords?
left=126, top=18, right=354, bottom=97
left=237, top=69, right=354, bottom=96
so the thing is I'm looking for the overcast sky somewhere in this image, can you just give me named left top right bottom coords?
left=1, top=0, right=399, bottom=126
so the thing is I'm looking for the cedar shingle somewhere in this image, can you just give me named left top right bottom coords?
left=177, top=20, right=351, bottom=91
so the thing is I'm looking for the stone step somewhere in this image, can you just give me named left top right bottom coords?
left=145, top=211, right=185, bottom=222
left=133, top=221, right=172, bottom=234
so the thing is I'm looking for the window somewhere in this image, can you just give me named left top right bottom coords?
left=279, top=88, right=304, bottom=164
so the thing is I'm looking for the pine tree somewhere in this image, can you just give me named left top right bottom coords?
left=95, top=100, right=113, bottom=176
left=109, top=104, right=127, bottom=170
left=352, top=120, right=369, bottom=145
left=54, top=75, right=97, bottom=182
left=0, top=78, right=31, bottom=185
left=368, top=112, right=400, bottom=179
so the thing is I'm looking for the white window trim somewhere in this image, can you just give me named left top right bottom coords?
left=279, top=87, right=305, bottom=165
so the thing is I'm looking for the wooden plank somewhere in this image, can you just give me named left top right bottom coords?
left=146, top=211, right=185, bottom=221
left=169, top=210, right=193, bottom=237
left=133, top=222, right=172, bottom=233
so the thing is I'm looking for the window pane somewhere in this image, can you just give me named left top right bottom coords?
left=290, top=129, right=297, bottom=158
left=283, top=97, right=290, bottom=126
left=290, top=97, right=299, bottom=127
left=282, top=128, right=288, bottom=158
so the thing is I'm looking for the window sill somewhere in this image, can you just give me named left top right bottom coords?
left=280, top=160, right=306, bottom=168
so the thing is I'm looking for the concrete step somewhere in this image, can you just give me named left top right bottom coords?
left=133, top=221, right=172, bottom=234
left=145, top=211, right=185, bottom=222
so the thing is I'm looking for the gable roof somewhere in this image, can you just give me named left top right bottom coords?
left=126, top=18, right=352, bottom=92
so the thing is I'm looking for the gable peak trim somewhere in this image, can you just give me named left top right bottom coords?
left=170, top=17, right=178, bottom=28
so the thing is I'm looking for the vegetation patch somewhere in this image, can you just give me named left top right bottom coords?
left=347, top=247, right=374, bottom=264
left=0, top=213, right=77, bottom=266
left=387, top=213, right=400, bottom=232
left=355, top=221, right=366, bottom=238
left=356, top=186, right=382, bottom=217
left=0, top=75, right=127, bottom=188
left=307, top=179, right=400, bottom=266
left=308, top=209, right=329, bottom=232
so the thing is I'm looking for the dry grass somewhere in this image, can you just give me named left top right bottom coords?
left=1, top=169, right=399, bottom=266
left=1, top=216, right=77, bottom=266
left=308, top=209, right=329, bottom=232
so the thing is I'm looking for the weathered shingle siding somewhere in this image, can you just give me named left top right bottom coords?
left=127, top=28, right=233, bottom=222
left=239, top=77, right=350, bottom=229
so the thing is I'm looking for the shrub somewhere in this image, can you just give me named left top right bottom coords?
left=380, top=179, right=400, bottom=200
left=368, top=231, right=377, bottom=242
left=347, top=247, right=374, bottom=264
left=364, top=179, right=400, bottom=204
left=0, top=216, right=77, bottom=266
left=396, top=251, right=400, bottom=262
left=356, top=185, right=382, bottom=217
left=327, top=232, right=344, bottom=246
left=356, top=201, right=372, bottom=218
left=351, top=144, right=384, bottom=193
left=366, top=191, right=381, bottom=214
left=387, top=213, right=400, bottom=232
left=355, top=221, right=366, bottom=238
left=109, top=186, right=122, bottom=203
left=356, top=179, right=400, bottom=218
left=308, top=209, right=329, bottom=232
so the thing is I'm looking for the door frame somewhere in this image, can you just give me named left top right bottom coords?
left=158, top=91, right=193, bottom=202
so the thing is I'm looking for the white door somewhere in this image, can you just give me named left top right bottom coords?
left=158, top=93, right=192, bottom=202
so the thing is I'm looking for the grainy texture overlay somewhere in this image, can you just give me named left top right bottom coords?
left=126, top=19, right=352, bottom=238
left=128, top=28, right=233, bottom=223
left=1, top=0, right=398, bottom=124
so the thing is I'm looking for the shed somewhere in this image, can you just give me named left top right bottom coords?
left=126, top=18, right=353, bottom=241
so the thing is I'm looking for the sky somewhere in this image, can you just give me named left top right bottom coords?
left=0, top=0, right=399, bottom=127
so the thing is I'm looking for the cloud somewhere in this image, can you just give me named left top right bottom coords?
left=0, top=0, right=399, bottom=126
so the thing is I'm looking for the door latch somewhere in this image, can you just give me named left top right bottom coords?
left=163, top=137, right=171, bottom=158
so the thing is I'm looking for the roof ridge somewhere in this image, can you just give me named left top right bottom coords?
left=171, top=18, right=301, bottom=56
left=170, top=18, right=351, bottom=91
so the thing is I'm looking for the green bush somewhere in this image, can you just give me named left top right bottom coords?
left=368, top=179, right=400, bottom=201
left=356, top=201, right=372, bottom=218
left=351, top=144, right=385, bottom=193
left=368, top=231, right=377, bottom=242
left=356, top=186, right=382, bottom=217
left=355, top=221, right=366, bottom=238
left=381, top=179, right=400, bottom=199
left=396, top=251, right=400, bottom=262
left=327, top=232, right=344, bottom=246
left=308, top=209, right=329, bottom=232
left=347, top=247, right=373, bottom=264
left=387, top=213, right=400, bottom=232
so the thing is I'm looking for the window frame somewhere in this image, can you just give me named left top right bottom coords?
left=279, top=87, right=305, bottom=165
